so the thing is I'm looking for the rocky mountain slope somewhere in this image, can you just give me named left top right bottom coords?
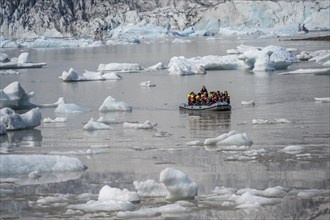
left=0, top=0, right=329, bottom=39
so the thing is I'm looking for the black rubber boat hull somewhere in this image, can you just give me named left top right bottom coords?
left=179, top=102, right=231, bottom=111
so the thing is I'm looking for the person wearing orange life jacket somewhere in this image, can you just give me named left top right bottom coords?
left=188, top=92, right=196, bottom=105
left=195, top=93, right=201, bottom=105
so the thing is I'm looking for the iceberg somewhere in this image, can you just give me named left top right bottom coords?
left=140, top=81, right=156, bottom=87
left=159, top=168, right=198, bottom=201
left=204, top=130, right=253, bottom=147
left=168, top=56, right=206, bottom=75
left=0, top=107, right=41, bottom=132
left=99, top=96, right=132, bottom=112
left=0, top=155, right=87, bottom=174
left=98, top=63, right=142, bottom=72
left=43, top=117, right=67, bottom=123
left=67, top=185, right=138, bottom=212
left=133, top=179, right=168, bottom=197
left=144, top=62, right=166, bottom=71
left=189, top=55, right=247, bottom=70
left=0, top=52, right=46, bottom=69
left=55, top=97, right=90, bottom=114
left=314, top=97, right=330, bottom=103
left=83, top=118, right=113, bottom=130
left=59, top=68, right=121, bottom=82
left=1, top=81, right=59, bottom=109
left=123, top=120, right=157, bottom=129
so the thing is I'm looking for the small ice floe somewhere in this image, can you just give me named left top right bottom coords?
left=153, top=131, right=172, bottom=137
left=167, top=56, right=206, bottom=75
left=67, top=185, right=138, bottom=212
left=133, top=179, right=168, bottom=197
left=160, top=168, right=198, bottom=201
left=185, top=140, right=202, bottom=146
left=241, top=100, right=255, bottom=106
left=189, top=55, right=247, bottom=71
left=296, top=153, right=312, bottom=160
left=54, top=97, right=89, bottom=114
left=280, top=145, right=305, bottom=154
left=117, top=203, right=189, bottom=218
left=278, top=68, right=330, bottom=75
left=234, top=190, right=282, bottom=209
left=144, top=62, right=166, bottom=71
left=99, top=96, right=132, bottom=112
left=43, top=117, right=67, bottom=123
left=314, top=97, right=330, bottom=103
left=0, top=155, right=86, bottom=174
left=296, top=189, right=330, bottom=199
left=0, top=107, right=41, bottom=131
left=140, top=81, right=156, bottom=87
left=252, top=118, right=291, bottom=125
left=98, top=63, right=142, bottom=72
left=83, top=118, right=113, bottom=131
left=123, top=120, right=157, bottom=129
left=28, top=171, right=41, bottom=180
left=96, top=116, right=116, bottom=124
left=59, top=68, right=121, bottom=81
left=204, top=130, right=253, bottom=147
left=0, top=69, right=20, bottom=75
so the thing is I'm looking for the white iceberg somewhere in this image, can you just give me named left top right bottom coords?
left=0, top=155, right=86, bottom=174
left=0, top=81, right=59, bottom=109
left=0, top=107, right=41, bottom=131
left=43, top=117, right=67, bottom=123
left=144, top=62, right=166, bottom=71
left=239, top=45, right=297, bottom=71
left=0, top=52, right=46, bottom=69
left=241, top=100, right=255, bottom=106
left=55, top=97, right=90, bottom=114
left=99, top=96, right=132, bottom=112
left=98, top=63, right=142, bottom=72
left=168, top=56, right=206, bottom=75
left=67, top=185, right=138, bottom=212
left=204, top=130, right=253, bottom=147
left=30, top=37, right=102, bottom=48
left=59, top=68, right=121, bottom=81
left=123, top=120, right=157, bottom=129
left=159, top=168, right=198, bottom=201
left=280, top=145, right=304, bottom=154
left=83, top=118, right=113, bottom=130
left=189, top=55, right=247, bottom=70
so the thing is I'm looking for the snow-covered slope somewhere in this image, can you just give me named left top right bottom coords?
left=0, top=0, right=329, bottom=39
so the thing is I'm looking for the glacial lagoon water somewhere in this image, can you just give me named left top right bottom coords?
left=1, top=36, right=329, bottom=219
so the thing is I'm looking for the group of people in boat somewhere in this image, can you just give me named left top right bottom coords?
left=187, top=86, right=230, bottom=106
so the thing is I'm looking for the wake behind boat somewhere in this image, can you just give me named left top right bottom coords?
left=179, top=102, right=231, bottom=111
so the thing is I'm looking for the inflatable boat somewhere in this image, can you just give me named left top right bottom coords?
left=179, top=102, right=231, bottom=111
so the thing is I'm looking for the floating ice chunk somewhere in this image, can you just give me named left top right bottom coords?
left=98, top=63, right=142, bottom=72
left=280, top=145, right=304, bottom=154
left=0, top=81, right=35, bottom=109
left=0, top=107, right=41, bottom=131
left=17, top=52, right=30, bottom=64
left=279, top=68, right=330, bottom=75
left=98, top=185, right=141, bottom=203
left=296, top=51, right=313, bottom=61
left=160, top=168, right=198, bottom=201
left=83, top=118, right=113, bottom=130
left=144, top=62, right=166, bottom=71
left=55, top=97, right=89, bottom=114
left=204, top=130, right=253, bottom=147
left=99, top=96, right=132, bottom=112
left=0, top=51, right=9, bottom=62
left=168, top=56, right=206, bottom=75
left=123, top=120, right=157, bottom=129
left=59, top=68, right=121, bottom=82
left=252, top=118, right=291, bottom=125
left=0, top=70, right=20, bottom=75
left=241, top=100, right=255, bottom=106
left=153, top=131, right=172, bottom=137
left=0, top=155, right=86, bottom=174
left=235, top=190, right=281, bottom=209
left=67, top=199, right=135, bottom=212
left=185, top=140, right=202, bottom=146
left=297, top=189, right=330, bottom=199
left=252, top=118, right=270, bottom=125
left=212, top=186, right=237, bottom=195
left=43, top=117, right=67, bottom=123
left=189, top=55, right=247, bottom=70
left=140, top=81, right=156, bottom=87
left=133, top=179, right=168, bottom=197
left=314, top=97, right=330, bottom=103
left=117, top=204, right=188, bottom=218
left=96, top=116, right=116, bottom=124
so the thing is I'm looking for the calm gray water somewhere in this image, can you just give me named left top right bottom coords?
left=1, top=36, right=329, bottom=219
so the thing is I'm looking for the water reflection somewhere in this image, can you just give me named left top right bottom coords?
left=0, top=129, right=42, bottom=153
